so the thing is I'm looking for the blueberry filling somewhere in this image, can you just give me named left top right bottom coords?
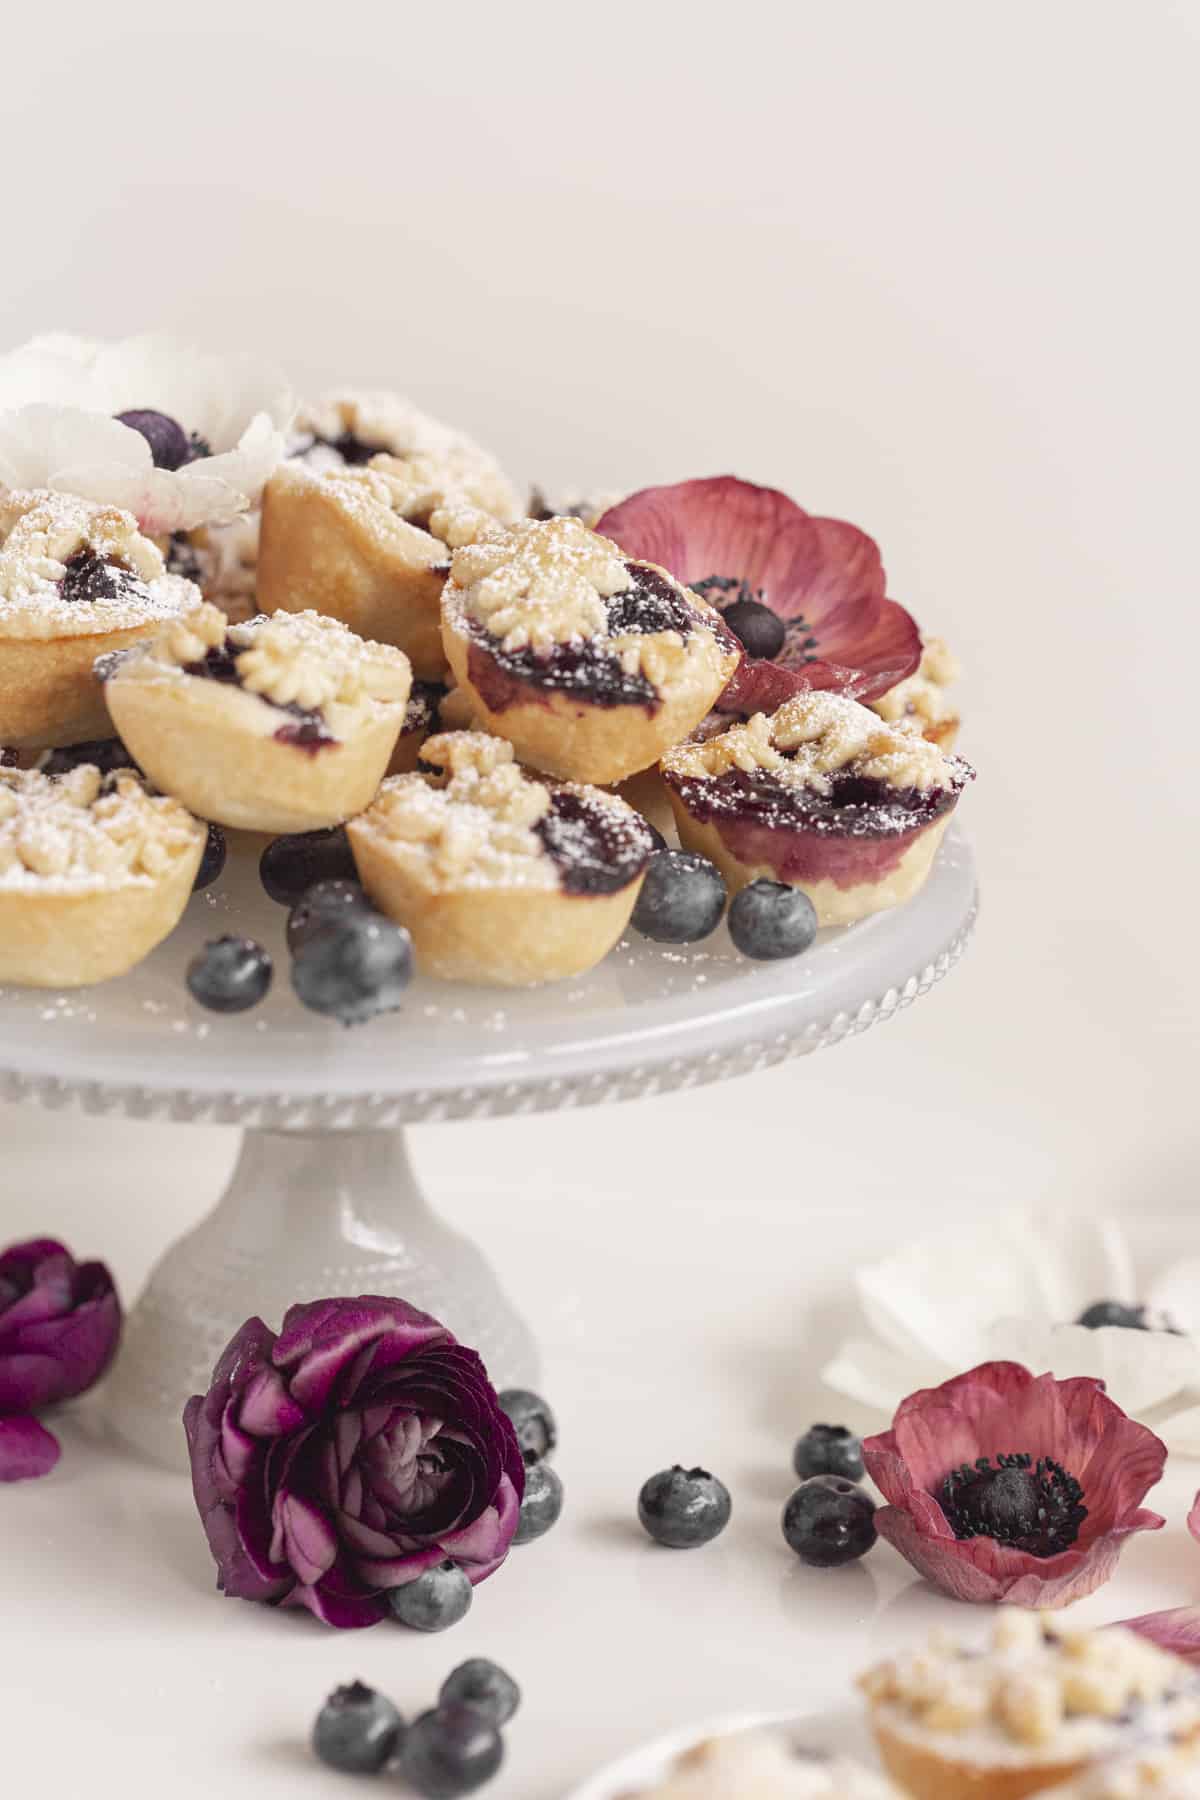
left=669, top=761, right=958, bottom=839
left=534, top=790, right=656, bottom=895
left=183, top=642, right=335, bottom=753
left=165, top=532, right=204, bottom=583
left=403, top=680, right=448, bottom=734
left=40, top=738, right=139, bottom=778
left=57, top=551, right=144, bottom=607
left=293, top=429, right=386, bottom=467
left=941, top=1454, right=1087, bottom=1558
left=474, top=562, right=714, bottom=711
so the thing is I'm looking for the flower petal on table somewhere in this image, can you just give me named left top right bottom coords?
left=0, top=1414, right=60, bottom=1482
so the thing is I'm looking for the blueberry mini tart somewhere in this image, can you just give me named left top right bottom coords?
left=440, top=515, right=741, bottom=785
left=165, top=514, right=260, bottom=625
left=102, top=603, right=412, bottom=834
left=257, top=392, right=523, bottom=680
left=0, top=490, right=197, bottom=751
left=0, top=764, right=205, bottom=987
left=860, top=1614, right=1200, bottom=1800
left=661, top=690, right=972, bottom=926
left=631, top=1728, right=901, bottom=1798
left=347, top=731, right=657, bottom=985
left=869, top=635, right=961, bottom=751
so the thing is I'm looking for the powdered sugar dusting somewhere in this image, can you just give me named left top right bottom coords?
left=0, top=488, right=197, bottom=638
left=0, top=765, right=205, bottom=894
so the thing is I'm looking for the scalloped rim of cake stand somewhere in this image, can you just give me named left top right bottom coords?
left=0, top=831, right=977, bottom=1129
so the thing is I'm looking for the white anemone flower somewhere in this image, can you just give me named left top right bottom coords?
left=0, top=334, right=293, bottom=534
left=823, top=1211, right=1200, bottom=1454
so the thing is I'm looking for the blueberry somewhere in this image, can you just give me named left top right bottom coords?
left=114, top=408, right=192, bottom=471
left=513, top=1462, right=563, bottom=1545
left=1077, top=1300, right=1147, bottom=1330
left=400, top=1704, right=503, bottom=1798
left=39, top=738, right=139, bottom=778
left=312, top=1680, right=404, bottom=1775
left=186, top=936, right=272, bottom=1013
left=259, top=826, right=358, bottom=906
left=387, top=1559, right=472, bottom=1632
left=291, top=912, right=413, bottom=1026
left=631, top=850, right=727, bottom=944
left=722, top=597, right=786, bottom=660
left=287, top=878, right=372, bottom=954
left=439, top=1660, right=521, bottom=1729
left=193, top=824, right=227, bottom=892
left=792, top=1424, right=865, bottom=1483
left=782, top=1475, right=877, bottom=1567
left=637, top=1465, right=731, bottom=1548
left=497, top=1388, right=557, bottom=1465
left=728, top=880, right=818, bottom=960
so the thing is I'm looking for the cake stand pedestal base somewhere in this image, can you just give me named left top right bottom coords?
left=103, top=1128, right=541, bottom=1474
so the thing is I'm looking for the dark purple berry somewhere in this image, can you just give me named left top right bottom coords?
left=728, top=880, right=818, bottom=960
left=638, top=1466, right=731, bottom=1548
left=631, top=850, right=727, bottom=944
left=259, top=827, right=358, bottom=906
left=287, top=879, right=372, bottom=954
left=438, top=1660, right=520, bottom=1729
left=186, top=936, right=272, bottom=1014
left=312, top=1680, right=404, bottom=1775
left=792, top=1424, right=864, bottom=1483
left=782, top=1475, right=876, bottom=1566
left=114, top=409, right=192, bottom=471
left=193, top=825, right=227, bottom=892
left=400, top=1704, right=502, bottom=1797
left=497, top=1388, right=557, bottom=1465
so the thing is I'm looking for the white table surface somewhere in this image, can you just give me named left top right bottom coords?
left=3, top=1046, right=1198, bottom=1799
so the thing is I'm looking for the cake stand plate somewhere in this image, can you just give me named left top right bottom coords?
left=0, top=829, right=977, bottom=1471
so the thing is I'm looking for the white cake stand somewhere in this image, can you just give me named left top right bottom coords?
left=0, top=830, right=976, bottom=1472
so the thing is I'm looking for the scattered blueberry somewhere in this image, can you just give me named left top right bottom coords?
left=1077, top=1300, right=1147, bottom=1330
left=193, top=824, right=227, bottom=892
left=637, top=1465, right=731, bottom=1549
left=792, top=1423, right=865, bottom=1483
left=722, top=596, right=786, bottom=660
left=387, top=1560, right=473, bottom=1632
left=39, top=738, right=139, bottom=778
left=513, top=1463, right=564, bottom=1545
left=291, top=912, right=413, bottom=1025
left=631, top=850, right=727, bottom=944
left=114, top=408, right=192, bottom=472
left=259, top=826, right=358, bottom=906
left=186, top=936, right=272, bottom=1013
left=312, top=1680, right=405, bottom=1775
left=439, top=1660, right=521, bottom=1729
left=782, top=1475, right=877, bottom=1567
left=728, top=880, right=818, bottom=960
left=400, top=1704, right=503, bottom=1798
left=286, top=878, right=373, bottom=954
left=497, top=1388, right=557, bottom=1465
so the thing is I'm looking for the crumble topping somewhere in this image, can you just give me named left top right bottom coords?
left=632, top=1731, right=897, bottom=1799
left=0, top=490, right=196, bottom=639
left=664, top=690, right=963, bottom=796
left=291, top=392, right=522, bottom=520
left=359, top=732, right=558, bottom=891
left=861, top=1616, right=1198, bottom=1754
left=141, top=603, right=410, bottom=713
left=293, top=449, right=520, bottom=547
left=527, top=486, right=625, bottom=528
left=870, top=637, right=961, bottom=733
left=1051, top=1741, right=1200, bottom=1798
left=0, top=765, right=203, bottom=892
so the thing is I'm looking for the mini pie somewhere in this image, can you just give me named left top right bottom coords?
left=347, top=731, right=657, bottom=986
left=0, top=489, right=197, bottom=752
left=0, top=764, right=205, bottom=987
left=102, top=603, right=412, bottom=834
left=629, top=1728, right=901, bottom=1798
left=256, top=391, right=524, bottom=680
left=869, top=635, right=961, bottom=750
left=860, top=1615, right=1200, bottom=1800
left=440, top=515, right=741, bottom=785
left=661, top=689, right=972, bottom=926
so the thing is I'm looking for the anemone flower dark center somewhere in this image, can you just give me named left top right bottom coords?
left=940, top=1453, right=1088, bottom=1558
left=692, top=575, right=791, bottom=661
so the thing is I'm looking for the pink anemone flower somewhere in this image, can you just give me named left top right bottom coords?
left=862, top=1360, right=1166, bottom=1608
left=595, top=476, right=922, bottom=714
left=1125, top=1491, right=1200, bottom=1662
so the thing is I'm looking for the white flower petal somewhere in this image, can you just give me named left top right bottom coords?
left=984, top=1316, right=1200, bottom=1413
left=820, top=1337, right=950, bottom=1412
left=0, top=403, right=154, bottom=511
left=0, top=336, right=100, bottom=409
left=1147, top=1258, right=1200, bottom=1335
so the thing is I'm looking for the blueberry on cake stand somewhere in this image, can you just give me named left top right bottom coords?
left=0, top=830, right=976, bottom=1473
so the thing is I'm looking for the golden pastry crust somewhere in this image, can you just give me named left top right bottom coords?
left=102, top=604, right=411, bottom=834
left=347, top=732, right=654, bottom=986
left=1044, top=1740, right=1200, bottom=1798
left=862, top=1617, right=1200, bottom=1800
left=0, top=765, right=205, bottom=987
left=662, top=690, right=971, bottom=926
left=0, top=489, right=198, bottom=750
left=870, top=635, right=961, bottom=750
left=257, top=404, right=523, bottom=680
left=440, top=516, right=740, bottom=785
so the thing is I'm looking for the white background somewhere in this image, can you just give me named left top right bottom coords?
left=2, top=3, right=1199, bottom=1795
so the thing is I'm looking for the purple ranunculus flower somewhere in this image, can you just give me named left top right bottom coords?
left=0, top=1237, right=123, bottom=1483
left=183, top=1296, right=526, bottom=1629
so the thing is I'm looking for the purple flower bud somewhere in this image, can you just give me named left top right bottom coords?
left=0, top=1238, right=122, bottom=1482
left=183, top=1297, right=526, bottom=1629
